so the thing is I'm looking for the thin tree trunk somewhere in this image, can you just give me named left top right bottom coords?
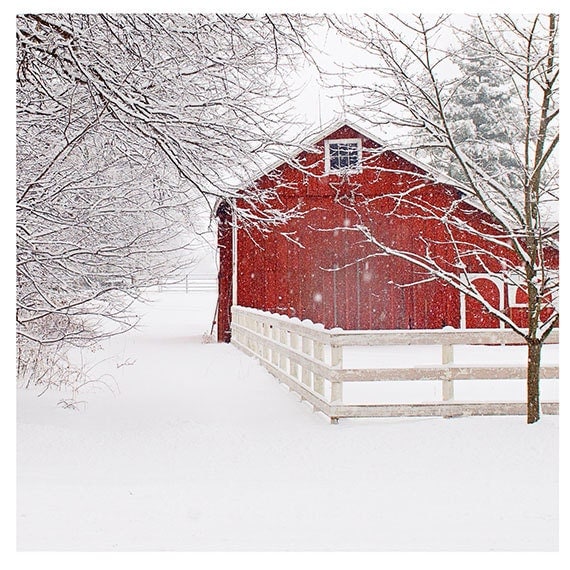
left=526, top=340, right=542, bottom=424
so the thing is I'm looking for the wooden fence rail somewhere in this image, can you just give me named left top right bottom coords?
left=231, top=306, right=559, bottom=423
left=154, top=274, right=217, bottom=293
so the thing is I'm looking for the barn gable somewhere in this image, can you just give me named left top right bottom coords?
left=247, top=122, right=462, bottom=199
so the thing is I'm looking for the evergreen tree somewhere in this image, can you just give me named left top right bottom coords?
left=432, top=26, right=524, bottom=194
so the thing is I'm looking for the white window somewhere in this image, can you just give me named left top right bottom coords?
left=325, top=138, right=362, bottom=173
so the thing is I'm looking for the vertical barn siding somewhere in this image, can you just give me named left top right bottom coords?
left=465, top=278, right=502, bottom=328
left=219, top=124, right=557, bottom=338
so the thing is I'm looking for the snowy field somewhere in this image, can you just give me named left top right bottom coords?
left=17, top=290, right=559, bottom=552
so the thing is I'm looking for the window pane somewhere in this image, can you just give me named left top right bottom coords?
left=328, top=142, right=359, bottom=171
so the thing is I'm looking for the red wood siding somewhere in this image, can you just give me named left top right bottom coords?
left=217, top=124, right=558, bottom=339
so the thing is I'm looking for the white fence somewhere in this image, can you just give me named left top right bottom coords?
left=231, top=305, right=559, bottom=423
left=154, top=274, right=217, bottom=293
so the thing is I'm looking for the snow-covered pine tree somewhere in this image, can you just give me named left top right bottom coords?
left=432, top=26, right=524, bottom=196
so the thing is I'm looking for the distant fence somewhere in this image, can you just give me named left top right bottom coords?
left=153, top=274, right=217, bottom=293
left=231, top=305, right=559, bottom=423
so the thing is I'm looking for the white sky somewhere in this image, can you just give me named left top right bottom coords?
left=10, top=1, right=569, bottom=10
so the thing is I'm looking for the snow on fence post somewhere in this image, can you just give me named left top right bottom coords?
left=441, top=326, right=455, bottom=402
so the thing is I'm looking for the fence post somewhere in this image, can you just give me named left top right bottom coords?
left=271, top=323, right=279, bottom=366
left=279, top=327, right=287, bottom=371
left=441, top=327, right=455, bottom=402
left=230, top=307, right=235, bottom=342
left=289, top=331, right=299, bottom=379
left=331, top=342, right=343, bottom=368
left=313, top=340, right=325, bottom=396
left=254, top=317, right=262, bottom=356
left=237, top=310, right=243, bottom=346
left=247, top=315, right=253, bottom=353
left=301, top=333, right=312, bottom=388
left=330, top=343, right=343, bottom=405
left=262, top=321, right=269, bottom=361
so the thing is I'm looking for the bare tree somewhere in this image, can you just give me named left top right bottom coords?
left=329, top=14, right=558, bottom=423
left=17, top=13, right=312, bottom=389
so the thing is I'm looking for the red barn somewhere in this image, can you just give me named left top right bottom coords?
left=216, top=122, right=557, bottom=342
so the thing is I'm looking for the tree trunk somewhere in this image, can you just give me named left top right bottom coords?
left=526, top=340, right=542, bottom=424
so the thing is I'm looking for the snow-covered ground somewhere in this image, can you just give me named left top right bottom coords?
left=17, top=290, right=559, bottom=551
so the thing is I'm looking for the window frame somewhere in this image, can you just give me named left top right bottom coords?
left=324, top=138, right=363, bottom=174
